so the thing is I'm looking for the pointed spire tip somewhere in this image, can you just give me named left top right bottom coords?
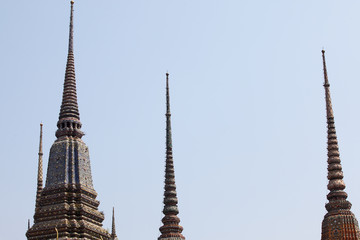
left=160, top=72, right=184, bottom=239
left=111, top=207, right=117, bottom=238
left=322, top=50, right=329, bottom=87
left=56, top=0, right=84, bottom=138
left=321, top=50, right=349, bottom=209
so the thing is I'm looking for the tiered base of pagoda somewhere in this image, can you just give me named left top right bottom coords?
left=26, top=184, right=110, bottom=240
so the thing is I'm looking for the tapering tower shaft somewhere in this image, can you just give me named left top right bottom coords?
left=111, top=207, right=118, bottom=240
left=322, top=50, right=347, bottom=203
left=35, top=123, right=43, bottom=208
left=56, top=0, right=83, bottom=139
left=321, top=50, right=360, bottom=240
left=158, top=73, right=185, bottom=240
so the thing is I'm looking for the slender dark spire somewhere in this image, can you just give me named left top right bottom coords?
left=111, top=207, right=118, bottom=240
left=35, top=123, right=43, bottom=208
left=166, top=73, right=172, bottom=150
left=56, top=0, right=83, bottom=139
left=159, top=73, right=185, bottom=240
left=321, top=50, right=360, bottom=240
left=28, top=219, right=30, bottom=230
left=322, top=50, right=349, bottom=206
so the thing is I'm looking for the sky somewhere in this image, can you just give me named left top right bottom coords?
left=1, top=0, right=360, bottom=239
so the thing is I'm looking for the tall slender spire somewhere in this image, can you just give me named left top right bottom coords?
left=111, top=207, right=118, bottom=240
left=56, top=0, right=83, bottom=139
left=322, top=50, right=348, bottom=205
left=35, top=123, right=43, bottom=208
left=28, top=219, right=30, bottom=230
left=159, top=73, right=185, bottom=240
left=321, top=50, right=360, bottom=240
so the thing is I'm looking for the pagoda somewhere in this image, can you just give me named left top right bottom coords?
left=320, top=50, right=360, bottom=240
left=158, top=73, right=186, bottom=240
left=26, top=1, right=110, bottom=239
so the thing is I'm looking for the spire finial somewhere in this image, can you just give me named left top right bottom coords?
left=36, top=123, right=43, bottom=208
left=56, top=1, right=83, bottom=139
left=28, top=219, right=30, bottom=230
left=68, top=1, right=74, bottom=53
left=322, top=50, right=333, bottom=119
left=159, top=73, right=185, bottom=240
left=321, top=50, right=350, bottom=211
left=111, top=207, right=118, bottom=239
left=165, top=72, right=172, bottom=150
left=322, top=50, right=329, bottom=86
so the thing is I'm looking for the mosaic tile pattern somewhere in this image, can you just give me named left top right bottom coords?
left=46, top=138, right=94, bottom=189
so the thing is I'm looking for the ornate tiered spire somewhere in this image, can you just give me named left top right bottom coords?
left=321, top=50, right=360, bottom=240
left=35, top=123, right=43, bottom=208
left=158, top=73, right=185, bottom=240
left=26, top=2, right=110, bottom=239
left=322, top=50, right=348, bottom=205
left=111, top=207, right=118, bottom=240
left=56, top=0, right=83, bottom=139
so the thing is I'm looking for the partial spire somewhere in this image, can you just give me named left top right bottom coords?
left=68, top=1, right=74, bottom=53
left=320, top=50, right=360, bottom=240
left=28, top=219, right=30, bottom=230
left=159, top=73, right=185, bottom=240
left=166, top=72, right=172, bottom=150
left=56, top=0, right=83, bottom=139
left=35, top=123, right=43, bottom=208
left=111, top=207, right=118, bottom=240
left=322, top=50, right=349, bottom=210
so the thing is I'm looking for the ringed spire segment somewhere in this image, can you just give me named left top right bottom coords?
left=111, top=207, right=118, bottom=240
left=35, top=123, right=43, bottom=208
left=56, top=0, right=83, bottom=138
left=320, top=50, right=360, bottom=240
left=159, top=73, right=185, bottom=240
left=322, top=50, right=348, bottom=206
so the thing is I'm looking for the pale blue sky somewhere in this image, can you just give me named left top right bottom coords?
left=1, top=0, right=360, bottom=239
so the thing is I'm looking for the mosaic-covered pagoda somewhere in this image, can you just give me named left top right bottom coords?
left=26, top=1, right=110, bottom=239
left=320, top=50, right=360, bottom=240
left=158, top=73, right=186, bottom=240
